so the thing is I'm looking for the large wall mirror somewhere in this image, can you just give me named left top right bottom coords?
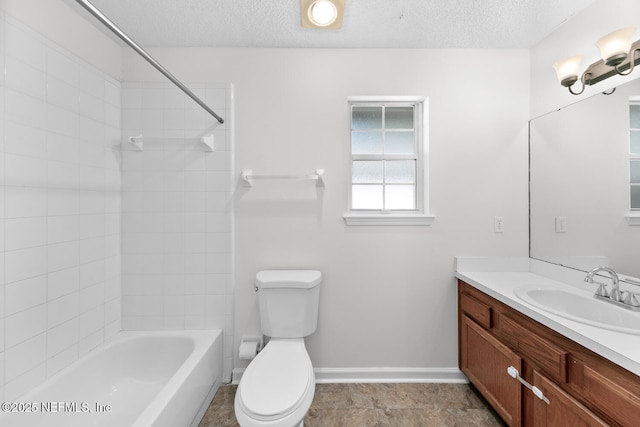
left=530, top=78, right=640, bottom=280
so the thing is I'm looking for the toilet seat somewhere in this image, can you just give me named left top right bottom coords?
left=237, top=339, right=314, bottom=423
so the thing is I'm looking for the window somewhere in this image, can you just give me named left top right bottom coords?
left=630, top=99, right=640, bottom=210
left=344, top=96, right=434, bottom=225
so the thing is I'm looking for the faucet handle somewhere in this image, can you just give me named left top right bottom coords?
left=623, top=291, right=640, bottom=307
left=593, top=282, right=609, bottom=298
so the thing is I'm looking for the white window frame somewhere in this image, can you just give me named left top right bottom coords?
left=343, top=96, right=435, bottom=226
left=627, top=98, right=640, bottom=225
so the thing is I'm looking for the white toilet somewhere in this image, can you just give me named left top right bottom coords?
left=234, top=270, right=322, bottom=427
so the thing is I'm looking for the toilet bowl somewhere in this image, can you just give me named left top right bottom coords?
left=234, top=339, right=315, bottom=427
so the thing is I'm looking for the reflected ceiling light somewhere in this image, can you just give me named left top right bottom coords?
left=554, top=26, right=640, bottom=95
left=301, top=0, right=345, bottom=30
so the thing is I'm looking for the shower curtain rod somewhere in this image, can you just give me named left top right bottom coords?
left=75, top=0, right=224, bottom=124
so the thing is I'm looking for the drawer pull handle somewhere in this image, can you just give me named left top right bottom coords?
left=507, top=366, right=550, bottom=405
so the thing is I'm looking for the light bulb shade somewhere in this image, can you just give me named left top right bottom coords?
left=553, top=55, right=584, bottom=86
left=596, top=26, right=637, bottom=66
left=309, top=0, right=337, bottom=26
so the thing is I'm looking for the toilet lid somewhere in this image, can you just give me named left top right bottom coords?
left=239, top=340, right=313, bottom=421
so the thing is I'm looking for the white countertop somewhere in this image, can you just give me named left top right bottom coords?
left=455, top=257, right=640, bottom=377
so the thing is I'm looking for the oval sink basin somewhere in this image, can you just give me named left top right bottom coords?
left=514, top=284, right=640, bottom=335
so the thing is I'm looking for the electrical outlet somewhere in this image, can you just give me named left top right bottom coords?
left=494, top=216, right=504, bottom=233
left=555, top=216, right=567, bottom=233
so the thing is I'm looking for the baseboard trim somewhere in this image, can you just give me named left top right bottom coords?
left=232, top=367, right=467, bottom=385
left=314, top=367, right=468, bottom=383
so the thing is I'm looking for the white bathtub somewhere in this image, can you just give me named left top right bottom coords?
left=0, top=330, right=222, bottom=427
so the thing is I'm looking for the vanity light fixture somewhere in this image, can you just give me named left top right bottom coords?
left=301, top=0, right=345, bottom=29
left=553, top=27, right=640, bottom=95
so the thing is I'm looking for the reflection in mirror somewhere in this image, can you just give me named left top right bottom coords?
left=530, top=78, right=640, bottom=280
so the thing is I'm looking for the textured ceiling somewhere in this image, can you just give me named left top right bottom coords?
left=63, top=0, right=596, bottom=49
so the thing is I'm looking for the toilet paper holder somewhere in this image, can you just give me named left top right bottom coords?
left=239, top=335, right=264, bottom=360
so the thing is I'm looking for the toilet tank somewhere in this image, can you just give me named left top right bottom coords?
left=255, top=270, right=322, bottom=338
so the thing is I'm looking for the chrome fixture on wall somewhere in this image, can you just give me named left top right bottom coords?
left=553, top=27, right=640, bottom=95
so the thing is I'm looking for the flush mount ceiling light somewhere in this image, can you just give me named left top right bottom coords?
left=301, top=0, right=345, bottom=30
left=553, top=26, right=640, bottom=95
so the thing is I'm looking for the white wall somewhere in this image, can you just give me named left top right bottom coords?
left=0, top=5, right=122, bottom=401
left=531, top=0, right=640, bottom=117
left=124, top=47, right=531, bottom=379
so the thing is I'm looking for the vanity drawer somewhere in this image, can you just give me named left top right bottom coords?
left=499, top=314, right=568, bottom=383
left=581, top=364, right=640, bottom=426
left=460, top=291, right=492, bottom=329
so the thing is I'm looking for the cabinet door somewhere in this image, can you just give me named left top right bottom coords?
left=532, top=371, right=607, bottom=427
left=460, top=315, right=522, bottom=426
left=582, top=363, right=640, bottom=426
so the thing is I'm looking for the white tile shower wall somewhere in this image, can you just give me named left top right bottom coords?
left=120, top=82, right=233, bottom=381
left=0, top=12, right=122, bottom=401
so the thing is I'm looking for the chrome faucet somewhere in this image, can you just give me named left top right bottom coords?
left=584, top=266, right=622, bottom=302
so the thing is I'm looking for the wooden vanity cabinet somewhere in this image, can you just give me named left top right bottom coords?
left=460, top=314, right=522, bottom=425
left=458, top=280, right=640, bottom=426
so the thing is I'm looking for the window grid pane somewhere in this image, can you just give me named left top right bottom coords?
left=631, top=161, right=640, bottom=184
left=385, top=106, right=414, bottom=129
left=385, top=160, right=415, bottom=184
left=632, top=130, right=640, bottom=154
left=385, top=185, right=416, bottom=210
left=353, top=161, right=383, bottom=184
left=352, top=131, right=383, bottom=154
left=352, top=106, right=382, bottom=129
left=352, top=185, right=383, bottom=209
left=630, top=104, right=640, bottom=129
left=632, top=185, right=640, bottom=210
left=385, top=130, right=415, bottom=154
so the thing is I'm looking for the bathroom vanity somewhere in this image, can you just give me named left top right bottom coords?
left=456, top=259, right=640, bottom=426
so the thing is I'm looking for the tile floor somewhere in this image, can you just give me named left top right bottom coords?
left=199, top=383, right=504, bottom=426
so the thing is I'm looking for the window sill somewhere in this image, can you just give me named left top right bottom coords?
left=343, top=212, right=436, bottom=226
left=625, top=212, right=640, bottom=225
